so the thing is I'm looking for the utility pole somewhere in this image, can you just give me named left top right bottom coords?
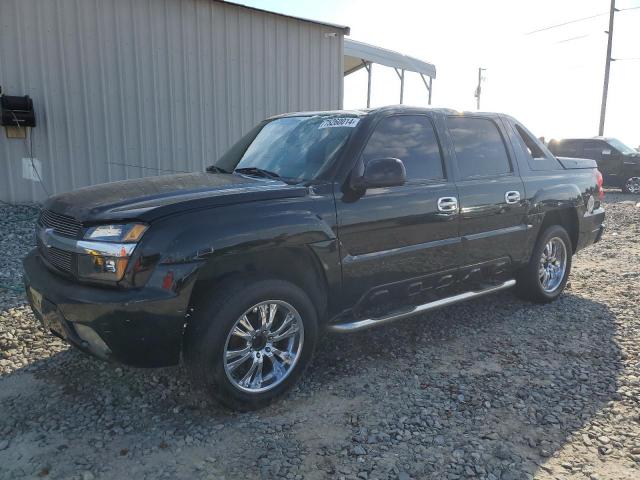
left=475, top=67, right=486, bottom=110
left=599, top=0, right=616, bottom=136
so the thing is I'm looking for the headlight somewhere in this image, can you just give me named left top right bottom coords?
left=77, top=223, right=148, bottom=282
left=84, top=223, right=148, bottom=242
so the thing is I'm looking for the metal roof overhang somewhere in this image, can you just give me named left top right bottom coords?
left=221, top=1, right=350, bottom=34
left=344, top=39, right=436, bottom=107
left=344, top=39, right=436, bottom=78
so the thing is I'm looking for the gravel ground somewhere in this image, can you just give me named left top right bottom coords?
left=1, top=192, right=639, bottom=480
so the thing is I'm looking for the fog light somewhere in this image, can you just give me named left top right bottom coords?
left=74, top=324, right=111, bottom=358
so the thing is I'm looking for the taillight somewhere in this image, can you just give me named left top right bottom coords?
left=595, top=169, right=604, bottom=200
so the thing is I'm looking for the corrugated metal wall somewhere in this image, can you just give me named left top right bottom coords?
left=0, top=0, right=345, bottom=203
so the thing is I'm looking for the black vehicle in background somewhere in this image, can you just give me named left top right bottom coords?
left=23, top=107, right=606, bottom=410
left=548, top=137, right=640, bottom=194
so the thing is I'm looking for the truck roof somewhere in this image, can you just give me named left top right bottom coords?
left=552, top=137, right=615, bottom=142
left=268, top=105, right=503, bottom=120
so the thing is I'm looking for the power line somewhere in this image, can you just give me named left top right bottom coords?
left=554, top=34, right=591, bottom=44
left=524, top=5, right=640, bottom=36
left=525, top=12, right=607, bottom=35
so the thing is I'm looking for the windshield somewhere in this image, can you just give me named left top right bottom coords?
left=215, top=116, right=359, bottom=182
left=607, top=138, right=636, bottom=154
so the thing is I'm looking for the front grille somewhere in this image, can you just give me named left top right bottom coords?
left=46, top=246, right=74, bottom=273
left=37, top=237, right=76, bottom=276
left=38, top=209, right=82, bottom=238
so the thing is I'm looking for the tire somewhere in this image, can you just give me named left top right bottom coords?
left=622, top=176, right=640, bottom=194
left=516, top=225, right=572, bottom=303
left=184, top=276, right=318, bottom=411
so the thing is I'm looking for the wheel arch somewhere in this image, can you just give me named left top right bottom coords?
left=187, top=246, right=330, bottom=326
left=538, top=208, right=579, bottom=253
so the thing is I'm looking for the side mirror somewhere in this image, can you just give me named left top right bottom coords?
left=352, top=158, right=406, bottom=190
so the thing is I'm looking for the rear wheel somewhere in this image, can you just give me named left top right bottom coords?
left=516, top=225, right=572, bottom=303
left=622, top=176, right=640, bottom=194
left=184, top=276, right=318, bottom=410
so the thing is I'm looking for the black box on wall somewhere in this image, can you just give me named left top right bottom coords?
left=1, top=94, right=36, bottom=128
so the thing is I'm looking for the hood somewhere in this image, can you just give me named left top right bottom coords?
left=623, top=152, right=640, bottom=162
left=44, top=172, right=307, bottom=223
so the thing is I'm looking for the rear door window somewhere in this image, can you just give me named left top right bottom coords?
left=446, top=117, right=512, bottom=179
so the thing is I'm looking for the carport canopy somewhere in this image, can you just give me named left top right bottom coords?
left=344, top=39, right=436, bottom=107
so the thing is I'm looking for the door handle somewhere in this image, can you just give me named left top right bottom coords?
left=505, top=191, right=521, bottom=204
left=437, top=196, right=458, bottom=213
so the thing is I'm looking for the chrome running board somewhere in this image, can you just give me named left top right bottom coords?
left=328, top=279, right=516, bottom=333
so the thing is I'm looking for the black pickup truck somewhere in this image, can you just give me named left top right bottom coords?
left=548, top=137, right=640, bottom=194
left=23, top=106, right=605, bottom=409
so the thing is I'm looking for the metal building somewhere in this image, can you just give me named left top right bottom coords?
left=0, top=0, right=349, bottom=203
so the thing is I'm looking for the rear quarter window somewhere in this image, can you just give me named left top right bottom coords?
left=513, top=123, right=562, bottom=171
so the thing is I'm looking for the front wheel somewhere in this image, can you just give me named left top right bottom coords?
left=184, top=277, right=318, bottom=410
left=622, top=176, right=640, bottom=194
left=516, top=225, right=572, bottom=303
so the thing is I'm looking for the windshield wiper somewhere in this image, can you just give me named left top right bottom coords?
left=234, top=167, right=281, bottom=179
left=205, top=165, right=230, bottom=174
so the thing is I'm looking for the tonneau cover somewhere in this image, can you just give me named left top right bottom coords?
left=556, top=157, right=598, bottom=169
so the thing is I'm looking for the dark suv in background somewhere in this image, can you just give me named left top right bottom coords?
left=548, top=137, right=640, bottom=194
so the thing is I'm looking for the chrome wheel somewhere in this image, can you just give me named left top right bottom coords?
left=538, top=237, right=567, bottom=293
left=223, top=300, right=304, bottom=393
left=624, top=177, right=640, bottom=194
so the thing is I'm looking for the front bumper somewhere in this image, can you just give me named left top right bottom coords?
left=22, top=249, right=199, bottom=367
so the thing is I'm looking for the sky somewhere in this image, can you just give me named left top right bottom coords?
left=237, top=0, right=640, bottom=148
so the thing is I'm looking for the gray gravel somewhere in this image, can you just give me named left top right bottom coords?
left=1, top=193, right=639, bottom=480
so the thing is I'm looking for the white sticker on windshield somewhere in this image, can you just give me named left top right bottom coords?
left=318, top=117, right=360, bottom=129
